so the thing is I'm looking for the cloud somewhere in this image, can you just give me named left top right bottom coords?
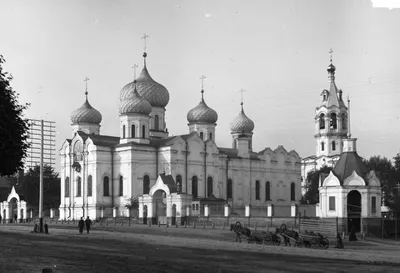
left=371, top=0, right=400, bottom=9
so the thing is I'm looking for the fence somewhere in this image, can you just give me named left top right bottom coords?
left=299, top=218, right=338, bottom=239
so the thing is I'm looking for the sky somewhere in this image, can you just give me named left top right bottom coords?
left=1, top=0, right=400, bottom=173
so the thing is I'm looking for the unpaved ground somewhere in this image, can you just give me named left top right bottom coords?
left=0, top=223, right=399, bottom=273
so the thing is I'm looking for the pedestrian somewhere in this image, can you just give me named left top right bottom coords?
left=14, top=214, right=17, bottom=223
left=0, top=214, right=2, bottom=224
left=78, top=217, right=84, bottom=234
left=85, top=216, right=92, bottom=234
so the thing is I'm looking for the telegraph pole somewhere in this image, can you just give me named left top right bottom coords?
left=39, top=119, right=44, bottom=233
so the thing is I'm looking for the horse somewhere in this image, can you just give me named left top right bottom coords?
left=279, top=224, right=299, bottom=247
left=230, top=222, right=251, bottom=242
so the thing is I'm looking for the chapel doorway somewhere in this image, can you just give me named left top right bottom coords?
left=9, top=198, right=18, bottom=223
left=347, top=190, right=361, bottom=232
left=154, top=190, right=167, bottom=225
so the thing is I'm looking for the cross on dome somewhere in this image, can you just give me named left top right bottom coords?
left=84, top=77, right=90, bottom=100
left=199, top=75, right=206, bottom=99
left=132, top=64, right=138, bottom=80
left=240, top=88, right=246, bottom=111
left=329, top=48, right=333, bottom=63
left=142, top=33, right=149, bottom=52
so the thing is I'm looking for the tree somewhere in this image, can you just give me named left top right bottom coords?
left=16, top=165, right=60, bottom=210
left=125, top=197, right=139, bottom=217
left=0, top=55, right=30, bottom=176
left=302, top=166, right=332, bottom=204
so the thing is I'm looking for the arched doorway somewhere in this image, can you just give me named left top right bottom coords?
left=9, top=198, right=18, bottom=223
left=154, top=190, right=167, bottom=225
left=143, top=205, right=148, bottom=225
left=347, top=190, right=361, bottom=232
left=171, top=204, right=176, bottom=226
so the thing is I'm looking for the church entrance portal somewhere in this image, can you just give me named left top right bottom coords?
left=9, top=198, right=18, bottom=223
left=347, top=190, right=361, bottom=232
left=154, top=190, right=167, bottom=225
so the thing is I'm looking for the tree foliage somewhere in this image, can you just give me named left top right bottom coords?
left=125, top=197, right=139, bottom=210
left=0, top=55, right=30, bottom=176
left=15, top=165, right=60, bottom=209
left=302, top=165, right=332, bottom=204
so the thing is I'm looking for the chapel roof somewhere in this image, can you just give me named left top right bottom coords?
left=332, top=151, right=369, bottom=183
left=159, top=173, right=177, bottom=193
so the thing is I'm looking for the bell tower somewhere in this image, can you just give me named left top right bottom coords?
left=314, top=50, right=348, bottom=159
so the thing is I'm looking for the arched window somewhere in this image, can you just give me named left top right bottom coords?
left=176, top=175, right=182, bottom=193
left=199, top=132, right=203, bottom=140
left=87, top=175, right=92, bottom=197
left=227, top=179, right=233, bottom=199
left=290, top=182, right=295, bottom=201
left=143, top=175, right=150, bottom=194
left=65, top=177, right=70, bottom=197
left=76, top=177, right=81, bottom=197
left=122, top=125, right=126, bottom=138
left=119, top=176, right=123, bottom=196
left=207, top=176, right=213, bottom=197
left=265, top=181, right=271, bottom=201
left=342, top=114, right=347, bottom=129
left=319, top=114, right=325, bottom=129
left=321, top=142, right=325, bottom=151
left=103, top=176, right=110, bottom=196
left=255, top=180, right=260, bottom=200
left=192, top=176, right=198, bottom=198
left=131, top=124, right=136, bottom=138
left=330, top=113, right=337, bottom=129
left=142, top=125, right=145, bottom=138
left=154, top=115, right=159, bottom=130
left=332, top=141, right=336, bottom=151
left=209, top=132, right=212, bottom=141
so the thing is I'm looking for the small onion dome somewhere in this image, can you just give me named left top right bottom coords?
left=230, top=104, right=254, bottom=133
left=327, top=63, right=336, bottom=73
left=120, top=66, right=170, bottom=108
left=119, top=82, right=152, bottom=115
left=70, top=99, right=102, bottom=124
left=187, top=93, right=218, bottom=124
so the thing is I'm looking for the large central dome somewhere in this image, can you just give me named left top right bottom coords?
left=119, top=82, right=152, bottom=115
left=120, top=56, right=170, bottom=108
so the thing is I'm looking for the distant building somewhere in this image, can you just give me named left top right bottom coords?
left=59, top=49, right=301, bottom=222
left=301, top=60, right=349, bottom=194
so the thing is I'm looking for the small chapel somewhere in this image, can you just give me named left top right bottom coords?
left=59, top=45, right=302, bottom=223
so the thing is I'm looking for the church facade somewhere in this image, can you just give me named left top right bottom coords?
left=301, top=60, right=349, bottom=194
left=59, top=50, right=302, bottom=221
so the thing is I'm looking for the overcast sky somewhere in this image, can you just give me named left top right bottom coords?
left=1, top=0, right=400, bottom=172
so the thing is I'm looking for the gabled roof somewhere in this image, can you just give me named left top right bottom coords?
left=76, top=131, right=120, bottom=147
left=218, top=147, right=260, bottom=160
left=159, top=173, right=177, bottom=193
left=332, top=151, right=369, bottom=183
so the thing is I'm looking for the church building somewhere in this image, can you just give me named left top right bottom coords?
left=301, top=56, right=349, bottom=194
left=59, top=47, right=301, bottom=222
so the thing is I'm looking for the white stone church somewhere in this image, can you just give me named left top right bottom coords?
left=59, top=50, right=301, bottom=223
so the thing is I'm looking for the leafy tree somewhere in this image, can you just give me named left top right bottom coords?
left=302, top=166, right=332, bottom=204
left=125, top=197, right=139, bottom=217
left=16, top=165, right=60, bottom=209
left=0, top=55, right=30, bottom=176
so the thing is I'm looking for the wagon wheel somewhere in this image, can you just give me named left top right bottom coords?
left=321, top=238, right=329, bottom=249
left=280, top=223, right=287, bottom=233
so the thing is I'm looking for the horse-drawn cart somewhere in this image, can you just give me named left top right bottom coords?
left=230, top=222, right=281, bottom=245
left=299, top=231, right=329, bottom=249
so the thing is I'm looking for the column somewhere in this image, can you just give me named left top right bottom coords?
left=291, top=204, right=297, bottom=217
left=245, top=204, right=251, bottom=217
left=224, top=204, right=230, bottom=217
left=204, top=204, right=209, bottom=217
left=138, top=202, right=144, bottom=218
left=267, top=204, right=273, bottom=217
left=50, top=208, right=54, bottom=219
left=186, top=205, right=190, bottom=217
left=113, top=207, right=117, bottom=218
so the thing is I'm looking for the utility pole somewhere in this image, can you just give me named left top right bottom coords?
left=39, top=119, right=44, bottom=233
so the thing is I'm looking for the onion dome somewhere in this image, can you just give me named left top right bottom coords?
left=119, top=81, right=152, bottom=115
left=230, top=103, right=254, bottom=133
left=327, top=63, right=336, bottom=73
left=120, top=53, right=170, bottom=108
left=187, top=90, right=218, bottom=124
left=70, top=98, right=102, bottom=124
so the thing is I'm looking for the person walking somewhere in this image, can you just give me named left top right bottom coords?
left=85, top=216, right=92, bottom=234
left=78, top=217, right=84, bottom=234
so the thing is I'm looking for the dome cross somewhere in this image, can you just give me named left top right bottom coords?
left=84, top=77, right=90, bottom=100
left=142, top=33, right=149, bottom=53
left=240, top=88, right=246, bottom=111
left=199, top=75, right=206, bottom=99
left=329, top=48, right=333, bottom=63
left=132, top=64, right=138, bottom=80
